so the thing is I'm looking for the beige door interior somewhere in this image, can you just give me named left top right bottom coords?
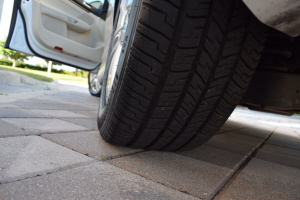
left=19, top=0, right=106, bottom=70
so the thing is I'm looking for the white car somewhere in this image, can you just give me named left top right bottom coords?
left=5, top=0, right=300, bottom=150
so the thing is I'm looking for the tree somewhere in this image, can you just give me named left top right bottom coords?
left=47, top=60, right=53, bottom=78
left=44, top=59, right=62, bottom=77
left=0, top=39, right=29, bottom=68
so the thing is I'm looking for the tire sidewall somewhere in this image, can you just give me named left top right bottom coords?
left=97, top=0, right=142, bottom=132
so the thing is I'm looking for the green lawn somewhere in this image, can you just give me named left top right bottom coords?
left=0, top=65, right=87, bottom=84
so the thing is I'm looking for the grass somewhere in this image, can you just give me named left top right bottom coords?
left=0, top=65, right=87, bottom=84
left=0, top=65, right=53, bottom=82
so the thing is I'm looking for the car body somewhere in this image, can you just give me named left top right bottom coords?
left=4, top=0, right=300, bottom=150
left=243, top=0, right=300, bottom=37
left=6, top=0, right=300, bottom=69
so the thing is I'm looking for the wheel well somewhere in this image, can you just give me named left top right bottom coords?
left=242, top=29, right=300, bottom=115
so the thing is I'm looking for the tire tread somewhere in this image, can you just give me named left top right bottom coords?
left=100, top=0, right=267, bottom=150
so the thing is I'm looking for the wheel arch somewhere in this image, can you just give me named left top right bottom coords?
left=242, top=0, right=300, bottom=37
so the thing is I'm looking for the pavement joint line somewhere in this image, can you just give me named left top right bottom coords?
left=6, top=108, right=96, bottom=111
left=106, top=149, right=255, bottom=199
left=216, top=125, right=254, bottom=134
left=0, top=160, right=97, bottom=185
left=0, top=117, right=93, bottom=119
left=0, top=134, right=37, bottom=139
left=211, top=127, right=277, bottom=199
left=101, top=150, right=148, bottom=162
left=57, top=118, right=97, bottom=127
left=106, top=152, right=202, bottom=199
left=39, top=134, right=147, bottom=162
left=38, top=130, right=98, bottom=135
left=266, top=144, right=300, bottom=151
left=0, top=135, right=169, bottom=195
left=38, top=130, right=97, bottom=136
left=0, top=130, right=98, bottom=139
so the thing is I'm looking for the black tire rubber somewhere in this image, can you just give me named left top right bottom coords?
left=98, top=0, right=267, bottom=151
left=88, top=72, right=101, bottom=97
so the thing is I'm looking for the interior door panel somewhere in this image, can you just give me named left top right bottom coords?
left=12, top=0, right=107, bottom=70
left=41, top=5, right=92, bottom=33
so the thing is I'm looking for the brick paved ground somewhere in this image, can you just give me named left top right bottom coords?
left=0, top=80, right=299, bottom=200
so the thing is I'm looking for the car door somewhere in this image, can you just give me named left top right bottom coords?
left=5, top=0, right=113, bottom=71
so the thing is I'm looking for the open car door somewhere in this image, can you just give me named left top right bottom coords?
left=5, top=0, right=112, bottom=71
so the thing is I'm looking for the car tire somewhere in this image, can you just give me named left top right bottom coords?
left=88, top=72, right=101, bottom=97
left=98, top=0, right=267, bottom=151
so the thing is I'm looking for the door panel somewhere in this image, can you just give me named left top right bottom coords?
left=7, top=0, right=107, bottom=70
left=9, top=11, right=34, bottom=56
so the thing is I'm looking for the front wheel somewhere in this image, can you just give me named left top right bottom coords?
left=98, top=0, right=267, bottom=151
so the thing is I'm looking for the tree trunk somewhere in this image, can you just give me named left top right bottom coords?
left=12, top=60, right=17, bottom=68
left=47, top=61, right=53, bottom=77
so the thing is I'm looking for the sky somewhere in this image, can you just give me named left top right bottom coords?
left=0, top=0, right=75, bottom=71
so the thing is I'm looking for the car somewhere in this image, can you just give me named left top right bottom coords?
left=5, top=0, right=300, bottom=151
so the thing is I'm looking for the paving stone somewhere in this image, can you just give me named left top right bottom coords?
left=215, top=159, right=300, bottom=200
left=219, top=120, right=249, bottom=133
left=0, top=120, right=33, bottom=137
left=0, top=108, right=43, bottom=118
left=178, top=145, right=245, bottom=169
left=0, top=86, right=58, bottom=104
left=29, top=96, right=98, bottom=110
left=0, top=89, right=58, bottom=100
left=0, top=136, right=94, bottom=184
left=0, top=84, right=45, bottom=93
left=59, top=118, right=98, bottom=130
left=23, top=98, right=63, bottom=104
left=255, top=143, right=300, bottom=169
left=204, top=135, right=254, bottom=155
left=42, top=131, right=141, bottom=160
left=256, top=119, right=300, bottom=129
left=227, top=117, right=257, bottom=127
left=12, top=101, right=92, bottom=111
left=211, top=131, right=264, bottom=148
left=230, top=125, right=274, bottom=138
left=2, top=79, right=300, bottom=199
left=71, top=110, right=98, bottom=118
left=294, top=129, right=300, bottom=137
left=29, top=110, right=89, bottom=118
left=0, top=162, right=197, bottom=200
left=284, top=120, right=300, bottom=129
left=220, top=132, right=267, bottom=144
left=47, top=92, right=96, bottom=101
left=0, top=103, right=20, bottom=108
left=0, top=99, right=14, bottom=104
left=267, top=127, right=300, bottom=150
left=50, top=98, right=98, bottom=110
left=108, top=151, right=232, bottom=199
left=206, top=124, right=273, bottom=155
left=44, top=93, right=99, bottom=107
left=232, top=107, right=289, bottom=121
left=261, top=143, right=300, bottom=158
left=2, top=118, right=89, bottom=133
